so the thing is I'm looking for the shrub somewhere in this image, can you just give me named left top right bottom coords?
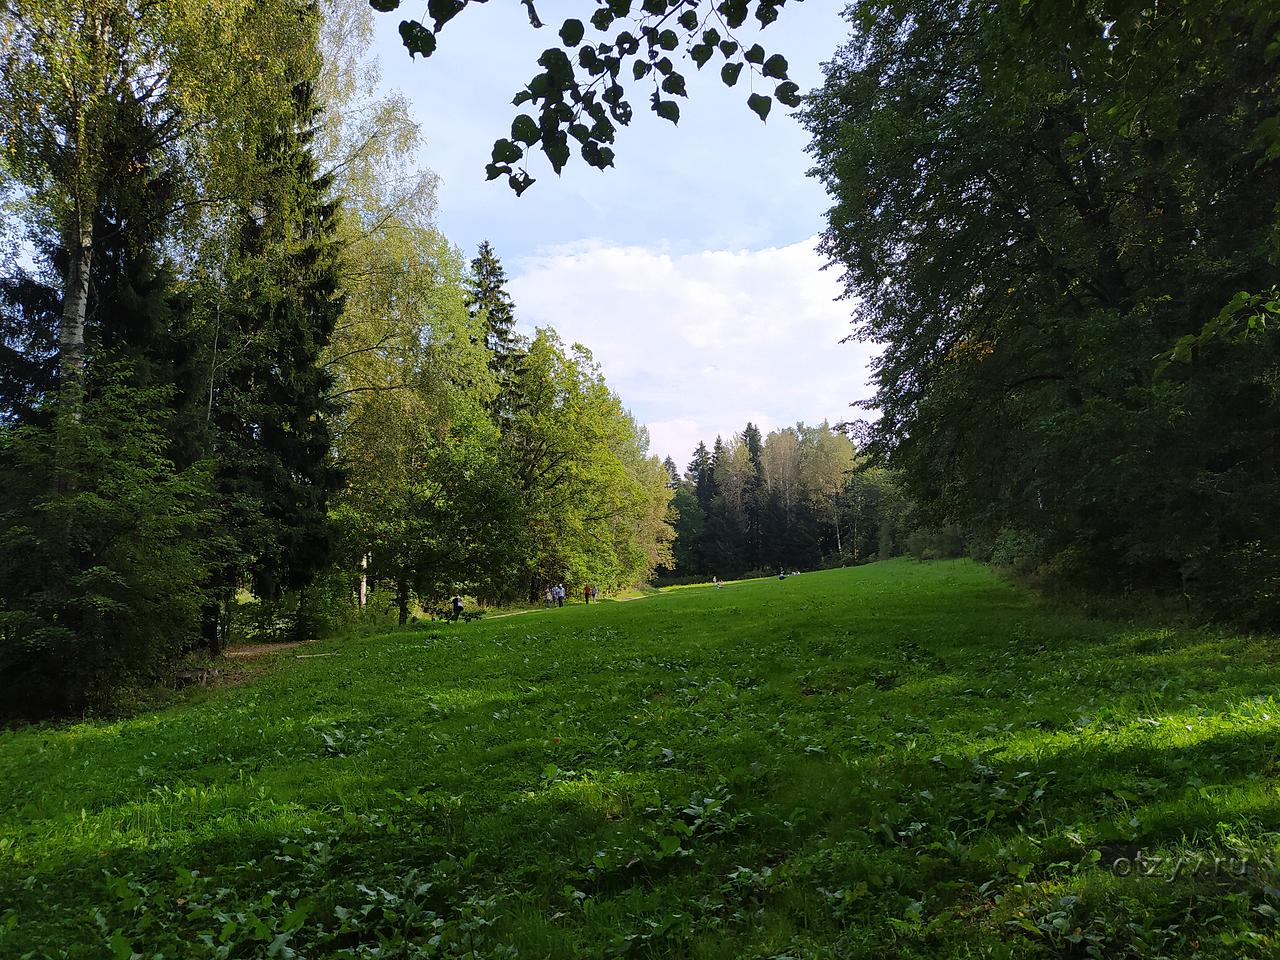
left=0, top=379, right=214, bottom=716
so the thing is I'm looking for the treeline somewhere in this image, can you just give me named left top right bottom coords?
left=804, top=0, right=1280, bottom=625
left=660, top=422, right=911, bottom=579
left=0, top=0, right=670, bottom=715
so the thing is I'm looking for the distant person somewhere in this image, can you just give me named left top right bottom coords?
left=544, top=586, right=553, bottom=608
left=557, top=583, right=566, bottom=607
left=592, top=585, right=599, bottom=602
left=451, top=595, right=464, bottom=621
left=584, top=584, right=592, bottom=604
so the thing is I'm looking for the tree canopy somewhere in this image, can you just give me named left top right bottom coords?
left=803, top=0, right=1280, bottom=621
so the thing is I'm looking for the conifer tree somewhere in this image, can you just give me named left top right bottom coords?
left=464, top=240, right=524, bottom=420
left=205, top=54, right=345, bottom=645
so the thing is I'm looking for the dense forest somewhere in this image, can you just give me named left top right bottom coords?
left=801, top=0, right=1280, bottom=626
left=658, top=423, right=911, bottom=580
left=0, top=0, right=673, bottom=715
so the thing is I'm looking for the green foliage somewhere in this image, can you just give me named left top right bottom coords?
left=804, top=0, right=1280, bottom=619
left=505, top=330, right=673, bottom=597
left=0, top=375, right=215, bottom=715
left=209, top=64, right=346, bottom=620
left=377, top=0, right=803, bottom=192
left=673, top=422, right=862, bottom=578
left=4, top=561, right=1280, bottom=956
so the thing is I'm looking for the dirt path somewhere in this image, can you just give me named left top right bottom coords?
left=224, top=640, right=316, bottom=658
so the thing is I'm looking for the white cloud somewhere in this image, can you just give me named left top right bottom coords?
left=508, top=237, right=880, bottom=467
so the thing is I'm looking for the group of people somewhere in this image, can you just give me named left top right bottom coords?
left=543, top=583, right=600, bottom=607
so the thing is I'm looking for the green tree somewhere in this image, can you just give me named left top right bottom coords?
left=505, top=330, right=672, bottom=596
left=205, top=52, right=346, bottom=645
left=464, top=240, right=525, bottom=421
left=0, top=0, right=304, bottom=393
left=804, top=0, right=1280, bottom=617
left=0, top=374, right=214, bottom=715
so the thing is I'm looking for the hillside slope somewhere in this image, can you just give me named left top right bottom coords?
left=2, top=560, right=1278, bottom=958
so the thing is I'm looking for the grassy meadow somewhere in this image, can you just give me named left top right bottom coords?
left=2, top=559, right=1279, bottom=958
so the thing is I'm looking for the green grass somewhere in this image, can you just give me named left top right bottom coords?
left=2, top=559, right=1279, bottom=958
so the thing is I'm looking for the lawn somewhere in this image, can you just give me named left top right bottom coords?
left=2, top=559, right=1278, bottom=958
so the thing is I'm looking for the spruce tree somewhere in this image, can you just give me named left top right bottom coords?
left=465, top=240, right=524, bottom=420
left=687, top=441, right=715, bottom=512
left=741, top=422, right=765, bottom=568
left=662, top=455, right=680, bottom=489
left=206, top=59, right=345, bottom=646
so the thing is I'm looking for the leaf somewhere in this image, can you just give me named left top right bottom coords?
left=748, top=93, right=772, bottom=122
left=426, top=0, right=464, bottom=31
left=774, top=80, right=802, bottom=107
left=559, top=18, right=584, bottom=47
left=654, top=99, right=680, bottom=125
left=508, top=171, right=535, bottom=195
left=511, top=114, right=540, bottom=145
left=661, top=73, right=687, bottom=97
left=678, top=10, right=698, bottom=30
left=762, top=53, right=788, bottom=79
left=744, top=43, right=765, bottom=65
left=720, top=62, right=743, bottom=87
left=544, top=134, right=571, bottom=173
left=397, top=20, right=437, bottom=59
left=756, top=1, right=780, bottom=26
left=368, top=0, right=400, bottom=11
left=491, top=139, right=523, bottom=163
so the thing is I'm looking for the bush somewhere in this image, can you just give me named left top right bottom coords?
left=989, top=527, right=1047, bottom=576
left=905, top=524, right=967, bottom=561
left=1193, top=541, right=1280, bottom=630
left=0, top=379, right=215, bottom=716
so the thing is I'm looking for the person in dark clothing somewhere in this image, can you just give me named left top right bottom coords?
left=451, top=595, right=464, bottom=621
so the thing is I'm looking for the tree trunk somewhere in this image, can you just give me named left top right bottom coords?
left=60, top=213, right=93, bottom=386
left=358, top=554, right=368, bottom=609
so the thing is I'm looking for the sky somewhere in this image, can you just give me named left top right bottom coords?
left=365, top=1, right=875, bottom=466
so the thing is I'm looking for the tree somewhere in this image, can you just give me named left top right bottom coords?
left=373, top=0, right=804, bottom=193
left=205, top=50, right=346, bottom=644
left=705, top=437, right=753, bottom=574
left=800, top=422, right=854, bottom=560
left=662, top=454, right=680, bottom=489
left=505, top=330, right=672, bottom=596
left=0, top=0, right=303, bottom=394
left=740, top=421, right=765, bottom=567
left=464, top=240, right=524, bottom=420
left=687, top=441, right=716, bottom=512
left=804, top=0, right=1280, bottom=617
left=0, top=374, right=214, bottom=715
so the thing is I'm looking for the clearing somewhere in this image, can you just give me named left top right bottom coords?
left=1, top=559, right=1278, bottom=958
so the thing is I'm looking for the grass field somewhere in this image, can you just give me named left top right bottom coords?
left=2, top=559, right=1279, bottom=958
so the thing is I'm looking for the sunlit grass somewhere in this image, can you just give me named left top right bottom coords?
left=2, top=559, right=1278, bottom=957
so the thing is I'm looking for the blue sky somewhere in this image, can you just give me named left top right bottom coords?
left=364, top=2, right=877, bottom=465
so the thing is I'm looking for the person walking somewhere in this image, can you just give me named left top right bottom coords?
left=451, top=594, right=464, bottom=622
left=556, top=583, right=565, bottom=607
left=584, top=584, right=592, bottom=605
left=544, top=586, right=553, bottom=608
